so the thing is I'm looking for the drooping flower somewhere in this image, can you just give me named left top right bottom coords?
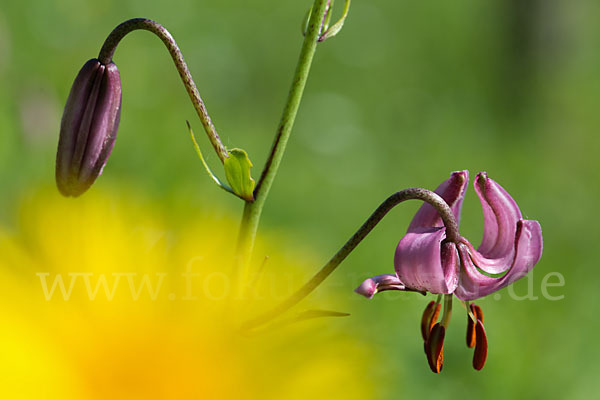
left=355, top=170, right=543, bottom=372
left=56, top=58, right=122, bottom=197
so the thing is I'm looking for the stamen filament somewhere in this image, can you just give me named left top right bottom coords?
left=435, top=294, right=443, bottom=305
left=440, top=294, right=453, bottom=328
left=465, top=300, right=476, bottom=322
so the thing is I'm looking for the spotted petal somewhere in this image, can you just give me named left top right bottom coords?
left=394, top=228, right=459, bottom=294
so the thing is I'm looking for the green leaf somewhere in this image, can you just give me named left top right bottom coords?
left=224, top=148, right=256, bottom=202
left=322, top=0, right=335, bottom=32
left=301, top=6, right=312, bottom=36
left=320, top=0, right=351, bottom=42
left=187, top=121, right=235, bottom=195
left=246, top=309, right=350, bottom=335
left=294, top=309, right=351, bottom=322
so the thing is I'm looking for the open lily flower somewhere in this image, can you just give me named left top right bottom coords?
left=355, top=170, right=543, bottom=373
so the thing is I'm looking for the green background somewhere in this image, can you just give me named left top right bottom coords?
left=1, top=0, right=599, bottom=398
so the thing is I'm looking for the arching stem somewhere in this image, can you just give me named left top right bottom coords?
left=241, top=187, right=460, bottom=332
left=98, top=18, right=228, bottom=163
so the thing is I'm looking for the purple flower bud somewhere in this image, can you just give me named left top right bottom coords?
left=56, top=58, right=122, bottom=197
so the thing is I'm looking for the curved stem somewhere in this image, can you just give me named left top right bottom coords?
left=233, top=0, right=330, bottom=296
left=98, top=18, right=228, bottom=163
left=241, top=188, right=460, bottom=332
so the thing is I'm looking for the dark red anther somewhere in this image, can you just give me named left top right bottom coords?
left=421, top=301, right=441, bottom=341
left=466, top=303, right=484, bottom=348
left=466, top=314, right=476, bottom=348
left=425, top=323, right=445, bottom=373
left=473, top=319, right=488, bottom=371
left=472, top=304, right=484, bottom=323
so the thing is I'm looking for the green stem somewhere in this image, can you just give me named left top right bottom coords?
left=241, top=188, right=460, bottom=332
left=233, top=0, right=330, bottom=295
left=440, top=294, right=453, bottom=328
left=98, top=18, right=229, bottom=163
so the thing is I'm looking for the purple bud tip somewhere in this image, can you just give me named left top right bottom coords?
left=56, top=58, right=122, bottom=197
left=354, top=274, right=406, bottom=299
left=354, top=278, right=377, bottom=299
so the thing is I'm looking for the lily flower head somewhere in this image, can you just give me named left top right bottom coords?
left=355, top=170, right=543, bottom=373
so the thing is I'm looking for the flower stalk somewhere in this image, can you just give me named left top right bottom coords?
left=98, top=18, right=229, bottom=163
left=241, top=188, right=458, bottom=332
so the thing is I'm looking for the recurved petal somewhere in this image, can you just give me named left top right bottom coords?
left=454, top=220, right=543, bottom=301
left=394, top=227, right=459, bottom=294
left=473, top=172, right=523, bottom=270
left=354, top=274, right=406, bottom=299
left=408, top=170, right=469, bottom=232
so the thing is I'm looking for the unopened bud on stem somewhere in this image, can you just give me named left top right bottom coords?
left=56, top=58, right=122, bottom=197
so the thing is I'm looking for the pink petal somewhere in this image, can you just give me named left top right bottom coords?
left=395, top=227, right=459, bottom=294
left=454, top=220, right=543, bottom=301
left=472, top=172, right=523, bottom=273
left=354, top=274, right=406, bottom=299
left=408, top=170, right=469, bottom=232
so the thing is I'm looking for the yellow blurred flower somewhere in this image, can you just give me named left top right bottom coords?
left=0, top=187, right=373, bottom=399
